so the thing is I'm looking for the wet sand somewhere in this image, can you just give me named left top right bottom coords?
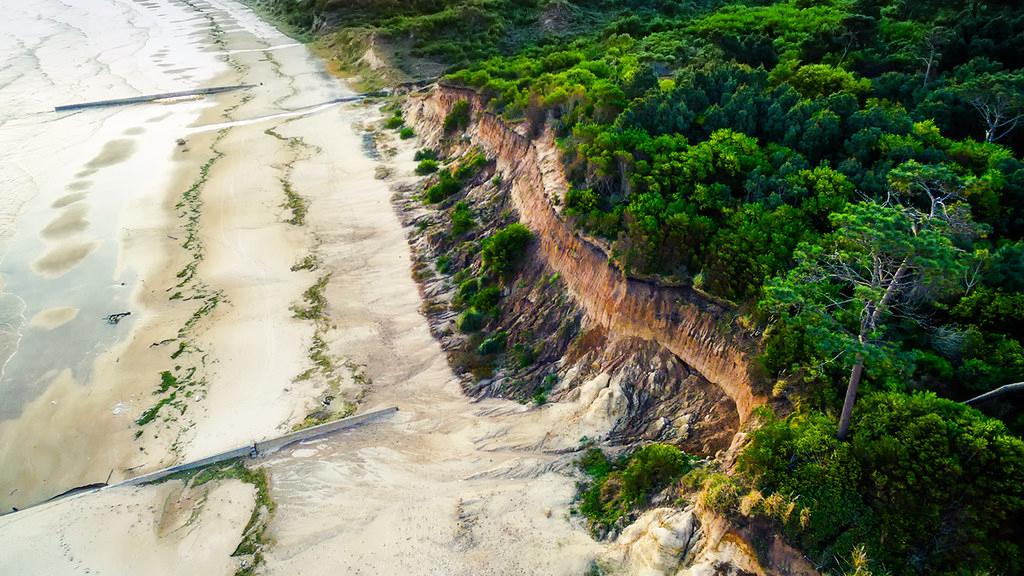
left=0, top=0, right=624, bottom=574
left=0, top=0, right=352, bottom=510
left=28, top=307, right=79, bottom=330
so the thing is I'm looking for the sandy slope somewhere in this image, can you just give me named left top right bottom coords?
left=254, top=118, right=623, bottom=575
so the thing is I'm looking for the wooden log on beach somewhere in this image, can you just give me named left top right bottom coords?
left=54, top=84, right=257, bottom=112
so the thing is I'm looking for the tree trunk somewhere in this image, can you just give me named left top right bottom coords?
left=837, top=353, right=864, bottom=440
left=836, top=259, right=909, bottom=441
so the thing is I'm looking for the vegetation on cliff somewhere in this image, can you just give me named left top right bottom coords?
left=282, top=0, right=1024, bottom=572
left=575, top=444, right=696, bottom=534
left=438, top=2, right=1024, bottom=571
left=740, top=395, right=1024, bottom=573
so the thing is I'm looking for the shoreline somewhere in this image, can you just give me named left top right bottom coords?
left=0, top=0, right=389, bottom=570
left=0, top=0, right=353, bottom=511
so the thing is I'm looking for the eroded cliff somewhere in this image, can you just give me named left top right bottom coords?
left=404, top=86, right=767, bottom=427
left=388, top=84, right=820, bottom=576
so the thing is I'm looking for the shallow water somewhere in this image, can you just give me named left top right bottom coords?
left=0, top=0, right=347, bottom=419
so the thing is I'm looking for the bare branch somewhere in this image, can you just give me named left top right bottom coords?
left=964, top=382, right=1024, bottom=405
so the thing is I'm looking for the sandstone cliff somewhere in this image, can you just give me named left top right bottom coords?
left=404, top=86, right=767, bottom=427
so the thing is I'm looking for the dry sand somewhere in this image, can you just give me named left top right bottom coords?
left=0, top=478, right=256, bottom=575
left=252, top=116, right=624, bottom=575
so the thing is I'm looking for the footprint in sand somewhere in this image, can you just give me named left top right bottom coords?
left=29, top=307, right=79, bottom=330
left=31, top=241, right=99, bottom=278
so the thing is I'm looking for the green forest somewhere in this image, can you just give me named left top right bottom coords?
left=274, top=0, right=1024, bottom=573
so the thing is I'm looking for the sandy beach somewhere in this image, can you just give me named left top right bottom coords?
left=0, top=0, right=341, bottom=512
left=0, top=0, right=645, bottom=574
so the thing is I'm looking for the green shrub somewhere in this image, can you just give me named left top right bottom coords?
left=579, top=447, right=613, bottom=478
left=509, top=342, right=537, bottom=368
left=469, top=285, right=501, bottom=313
left=786, top=64, right=871, bottom=99
left=481, top=223, right=532, bottom=277
left=477, top=331, right=507, bottom=355
left=425, top=169, right=460, bottom=203
left=416, top=159, right=439, bottom=175
left=384, top=115, right=404, bottom=130
left=618, top=444, right=694, bottom=508
left=451, top=201, right=475, bottom=235
left=532, top=389, right=548, bottom=405
left=565, top=187, right=599, bottom=215
left=453, top=151, right=488, bottom=180
left=444, top=100, right=471, bottom=132
left=456, top=308, right=484, bottom=332
left=739, top=393, right=1024, bottom=574
left=437, top=254, right=451, bottom=274
left=423, top=152, right=487, bottom=204
left=576, top=444, right=694, bottom=532
left=531, top=372, right=559, bottom=405
left=457, top=276, right=481, bottom=302
left=414, top=148, right=438, bottom=161
left=700, top=472, right=741, bottom=514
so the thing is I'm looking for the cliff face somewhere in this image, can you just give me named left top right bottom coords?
left=406, top=86, right=766, bottom=426
left=392, top=137, right=739, bottom=456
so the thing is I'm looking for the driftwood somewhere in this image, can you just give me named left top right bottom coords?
left=964, top=382, right=1024, bottom=405
left=105, top=312, right=131, bottom=325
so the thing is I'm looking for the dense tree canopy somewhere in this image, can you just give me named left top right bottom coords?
left=440, top=1, right=1024, bottom=571
left=441, top=0, right=1024, bottom=414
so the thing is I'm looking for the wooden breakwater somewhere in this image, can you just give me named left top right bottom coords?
left=8, top=407, right=398, bottom=514
left=53, top=84, right=257, bottom=112
left=117, top=406, right=399, bottom=487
